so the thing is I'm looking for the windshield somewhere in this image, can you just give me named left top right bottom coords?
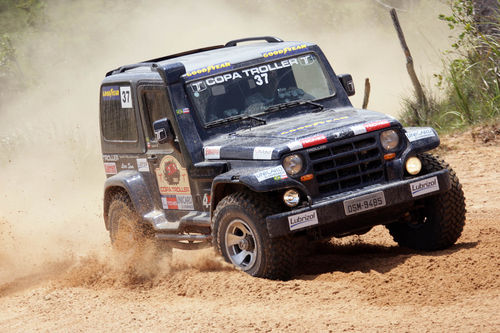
left=185, top=53, right=335, bottom=126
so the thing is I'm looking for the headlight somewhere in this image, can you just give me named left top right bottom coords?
left=380, top=130, right=399, bottom=151
left=283, top=154, right=303, bottom=176
left=406, top=156, right=422, bottom=175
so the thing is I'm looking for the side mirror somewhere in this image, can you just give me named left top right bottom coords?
left=153, top=118, right=175, bottom=144
left=338, top=74, right=355, bottom=96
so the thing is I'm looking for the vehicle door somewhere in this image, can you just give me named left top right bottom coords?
left=137, top=85, right=195, bottom=221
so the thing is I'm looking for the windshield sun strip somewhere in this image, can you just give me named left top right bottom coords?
left=184, top=52, right=335, bottom=129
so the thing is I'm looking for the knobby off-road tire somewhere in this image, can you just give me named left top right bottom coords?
left=386, top=153, right=466, bottom=250
left=108, top=194, right=171, bottom=258
left=212, top=191, right=295, bottom=280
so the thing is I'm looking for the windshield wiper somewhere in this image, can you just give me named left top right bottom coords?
left=206, top=113, right=266, bottom=128
left=242, top=114, right=266, bottom=125
left=264, top=99, right=324, bottom=113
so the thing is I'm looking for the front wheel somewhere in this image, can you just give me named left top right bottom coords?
left=386, top=153, right=466, bottom=250
left=212, top=192, right=295, bottom=280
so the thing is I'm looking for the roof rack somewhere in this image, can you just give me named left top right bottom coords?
left=105, top=44, right=224, bottom=77
left=105, top=36, right=284, bottom=77
left=225, top=36, right=283, bottom=47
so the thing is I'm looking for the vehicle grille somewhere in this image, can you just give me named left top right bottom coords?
left=308, top=134, right=385, bottom=196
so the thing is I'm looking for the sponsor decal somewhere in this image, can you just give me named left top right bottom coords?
left=288, top=210, right=319, bottom=231
left=351, top=124, right=367, bottom=135
left=406, top=128, right=435, bottom=142
left=120, top=162, right=135, bottom=170
left=280, top=116, right=349, bottom=135
left=103, top=154, right=119, bottom=162
left=307, top=144, right=327, bottom=152
left=300, top=135, right=328, bottom=148
left=120, top=86, right=132, bottom=108
left=254, top=166, right=288, bottom=182
left=351, top=120, right=391, bottom=135
left=136, top=158, right=149, bottom=172
left=204, top=146, right=221, bottom=159
left=287, top=135, right=328, bottom=152
left=176, top=195, right=195, bottom=210
left=253, top=147, right=274, bottom=160
left=185, top=61, right=232, bottom=78
left=155, top=156, right=194, bottom=210
left=104, top=162, right=117, bottom=175
left=364, top=120, right=391, bottom=132
left=287, top=141, right=303, bottom=151
left=161, top=195, right=193, bottom=210
left=162, top=195, right=178, bottom=210
left=410, top=176, right=439, bottom=197
left=176, top=108, right=190, bottom=115
left=189, top=55, right=317, bottom=93
left=262, top=44, right=308, bottom=58
left=102, top=86, right=120, bottom=100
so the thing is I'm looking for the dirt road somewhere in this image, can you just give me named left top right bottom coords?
left=1, top=128, right=499, bottom=332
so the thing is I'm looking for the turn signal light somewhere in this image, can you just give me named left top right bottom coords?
left=384, top=153, right=396, bottom=160
left=300, top=174, right=314, bottom=182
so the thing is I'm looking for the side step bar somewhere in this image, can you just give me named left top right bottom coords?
left=179, top=211, right=211, bottom=228
left=145, top=211, right=211, bottom=232
left=155, top=234, right=212, bottom=250
left=144, top=210, right=212, bottom=249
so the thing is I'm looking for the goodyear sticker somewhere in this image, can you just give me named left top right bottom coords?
left=280, top=116, right=349, bottom=135
left=102, top=86, right=120, bottom=100
left=262, top=44, right=308, bottom=58
left=185, top=61, right=232, bottom=79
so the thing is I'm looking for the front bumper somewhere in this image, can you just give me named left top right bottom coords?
left=265, top=170, right=451, bottom=238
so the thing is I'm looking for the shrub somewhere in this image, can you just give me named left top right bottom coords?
left=400, top=0, right=499, bottom=131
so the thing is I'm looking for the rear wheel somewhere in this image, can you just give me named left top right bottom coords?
left=212, top=191, right=295, bottom=280
left=386, top=153, right=466, bottom=250
left=108, top=194, right=171, bottom=259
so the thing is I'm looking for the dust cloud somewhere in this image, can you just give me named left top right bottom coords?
left=0, top=0, right=451, bottom=284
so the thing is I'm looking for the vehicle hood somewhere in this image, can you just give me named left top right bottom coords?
left=202, top=107, right=400, bottom=160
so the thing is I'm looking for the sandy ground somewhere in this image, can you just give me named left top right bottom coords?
left=1, top=128, right=499, bottom=332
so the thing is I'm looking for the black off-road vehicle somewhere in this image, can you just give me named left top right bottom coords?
left=99, top=36, right=466, bottom=279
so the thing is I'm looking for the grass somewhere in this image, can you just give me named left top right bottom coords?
left=400, top=0, right=500, bottom=132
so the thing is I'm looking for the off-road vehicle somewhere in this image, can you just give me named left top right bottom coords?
left=99, top=36, right=466, bottom=279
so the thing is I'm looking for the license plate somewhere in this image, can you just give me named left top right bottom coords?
left=343, top=191, right=386, bottom=216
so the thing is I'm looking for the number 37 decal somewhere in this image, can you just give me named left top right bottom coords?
left=254, top=73, right=268, bottom=86
left=120, top=86, right=132, bottom=108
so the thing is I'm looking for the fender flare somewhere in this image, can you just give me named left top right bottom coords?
left=404, top=127, right=440, bottom=153
left=103, top=170, right=158, bottom=230
left=209, top=167, right=308, bottom=213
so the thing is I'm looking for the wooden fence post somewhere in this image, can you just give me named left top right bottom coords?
left=362, top=78, right=371, bottom=109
